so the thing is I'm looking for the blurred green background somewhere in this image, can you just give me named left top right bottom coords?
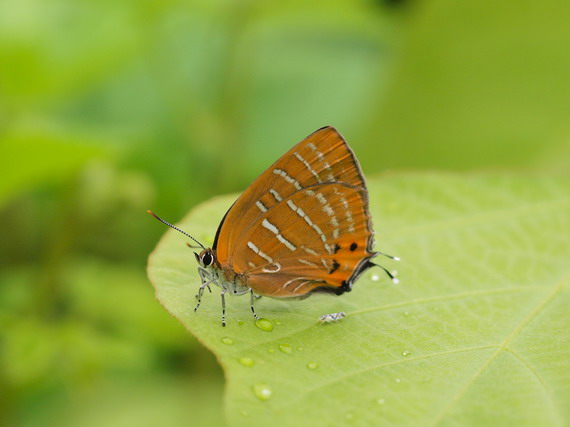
left=1, top=0, right=569, bottom=425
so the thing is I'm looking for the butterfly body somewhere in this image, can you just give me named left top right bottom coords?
left=149, top=126, right=398, bottom=326
left=195, top=249, right=249, bottom=294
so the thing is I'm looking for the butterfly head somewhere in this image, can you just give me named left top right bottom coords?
left=194, top=248, right=216, bottom=269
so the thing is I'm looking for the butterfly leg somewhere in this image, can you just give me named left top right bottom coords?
left=249, top=289, right=259, bottom=320
left=194, top=278, right=214, bottom=312
left=198, top=267, right=212, bottom=293
left=221, top=289, right=228, bottom=327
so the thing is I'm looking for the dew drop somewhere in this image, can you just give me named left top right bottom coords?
left=402, top=350, right=411, bottom=357
left=238, top=357, right=254, bottom=367
left=279, top=344, right=293, bottom=354
left=221, top=337, right=234, bottom=345
left=394, top=378, right=401, bottom=383
left=237, top=320, right=245, bottom=326
left=307, top=362, right=318, bottom=370
left=255, top=318, right=274, bottom=332
left=253, top=384, right=272, bottom=401
left=268, top=348, right=276, bottom=354
left=377, top=398, right=385, bottom=405
left=403, top=311, right=410, bottom=317
left=297, top=346, right=303, bottom=351
left=371, top=274, right=380, bottom=281
left=345, top=412, right=354, bottom=421
left=275, top=320, right=282, bottom=325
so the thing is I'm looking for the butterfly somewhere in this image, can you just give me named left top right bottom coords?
left=149, top=126, right=398, bottom=326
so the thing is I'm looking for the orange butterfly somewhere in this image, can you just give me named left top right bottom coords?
left=149, top=127, right=398, bottom=325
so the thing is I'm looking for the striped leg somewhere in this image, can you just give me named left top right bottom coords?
left=198, top=267, right=212, bottom=293
left=194, top=278, right=214, bottom=312
left=221, top=289, right=227, bottom=327
left=250, top=289, right=259, bottom=320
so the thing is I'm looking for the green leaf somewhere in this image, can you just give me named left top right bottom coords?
left=148, top=173, right=570, bottom=426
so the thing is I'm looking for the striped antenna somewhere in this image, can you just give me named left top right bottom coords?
left=147, top=210, right=205, bottom=249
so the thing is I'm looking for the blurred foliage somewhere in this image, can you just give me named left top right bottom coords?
left=359, top=0, right=570, bottom=173
left=0, top=0, right=568, bottom=425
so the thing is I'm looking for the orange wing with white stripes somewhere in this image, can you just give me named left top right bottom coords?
left=212, top=126, right=376, bottom=297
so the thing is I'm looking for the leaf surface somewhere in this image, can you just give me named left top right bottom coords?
left=148, top=173, right=570, bottom=426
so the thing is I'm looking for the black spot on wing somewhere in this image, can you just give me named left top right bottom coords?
left=328, top=259, right=340, bottom=274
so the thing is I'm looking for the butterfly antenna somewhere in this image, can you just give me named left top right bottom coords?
left=186, top=242, right=204, bottom=250
left=147, top=210, right=205, bottom=249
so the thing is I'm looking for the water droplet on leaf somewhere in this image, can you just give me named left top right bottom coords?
left=253, top=384, right=272, bottom=401
left=279, top=344, right=292, bottom=354
left=307, top=362, right=318, bottom=370
left=255, top=318, right=273, bottom=332
left=238, top=357, right=254, bottom=367
left=221, top=337, right=234, bottom=345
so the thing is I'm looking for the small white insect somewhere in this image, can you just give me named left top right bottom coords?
left=319, top=312, right=346, bottom=323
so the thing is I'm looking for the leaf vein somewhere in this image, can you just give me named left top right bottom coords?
left=429, top=271, right=568, bottom=426
left=285, top=345, right=497, bottom=408
left=505, top=348, right=563, bottom=426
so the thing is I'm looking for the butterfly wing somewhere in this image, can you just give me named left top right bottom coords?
left=234, top=182, right=375, bottom=297
left=212, top=126, right=376, bottom=297
left=213, top=126, right=371, bottom=268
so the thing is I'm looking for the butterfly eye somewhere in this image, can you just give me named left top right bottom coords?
left=201, top=251, right=213, bottom=266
